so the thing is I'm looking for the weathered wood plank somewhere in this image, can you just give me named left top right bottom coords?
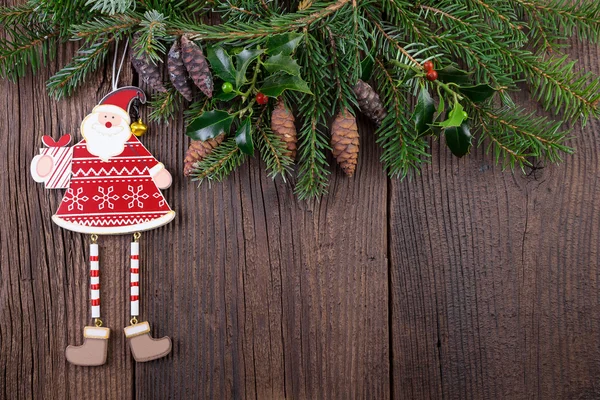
left=0, top=32, right=135, bottom=400
left=389, top=41, right=600, bottom=399
left=135, top=111, right=390, bottom=399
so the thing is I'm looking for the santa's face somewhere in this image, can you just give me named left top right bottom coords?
left=81, top=110, right=131, bottom=161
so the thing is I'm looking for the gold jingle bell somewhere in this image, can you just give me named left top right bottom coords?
left=131, top=119, right=147, bottom=137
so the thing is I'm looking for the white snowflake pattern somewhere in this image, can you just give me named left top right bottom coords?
left=92, top=186, right=119, bottom=210
left=153, top=192, right=165, bottom=207
left=122, top=185, right=149, bottom=209
left=63, top=187, right=89, bottom=211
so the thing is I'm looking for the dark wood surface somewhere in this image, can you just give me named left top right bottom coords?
left=1, top=9, right=599, bottom=400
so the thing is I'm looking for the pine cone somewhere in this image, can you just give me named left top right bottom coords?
left=184, top=134, right=225, bottom=176
left=168, top=39, right=194, bottom=101
left=181, top=35, right=213, bottom=98
left=271, top=98, right=297, bottom=160
left=131, top=33, right=167, bottom=93
left=331, top=109, right=359, bottom=177
left=353, top=79, right=387, bottom=126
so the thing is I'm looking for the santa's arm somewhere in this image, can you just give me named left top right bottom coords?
left=149, top=162, right=172, bottom=189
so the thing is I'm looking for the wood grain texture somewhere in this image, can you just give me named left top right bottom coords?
left=389, top=40, right=600, bottom=399
left=0, top=3, right=389, bottom=396
left=135, top=112, right=389, bottom=400
left=0, top=26, right=135, bottom=400
left=2, top=1, right=600, bottom=397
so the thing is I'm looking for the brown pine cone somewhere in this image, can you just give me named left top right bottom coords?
left=271, top=98, right=297, bottom=160
left=181, top=35, right=213, bottom=98
left=331, top=108, right=359, bottom=177
left=168, top=39, right=194, bottom=101
left=353, top=79, right=387, bottom=126
left=131, top=33, right=167, bottom=93
left=184, top=134, right=225, bottom=176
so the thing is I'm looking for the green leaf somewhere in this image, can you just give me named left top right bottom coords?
left=266, top=32, right=303, bottom=56
left=259, top=73, right=312, bottom=97
left=206, top=46, right=235, bottom=84
left=437, top=66, right=473, bottom=85
left=214, top=91, right=237, bottom=101
left=235, top=118, right=254, bottom=156
left=413, top=87, right=435, bottom=135
left=235, top=48, right=265, bottom=87
left=263, top=53, right=301, bottom=76
left=360, top=53, right=375, bottom=81
left=186, top=110, right=234, bottom=141
left=439, top=103, right=467, bottom=128
left=444, top=123, right=472, bottom=157
left=459, top=84, right=496, bottom=103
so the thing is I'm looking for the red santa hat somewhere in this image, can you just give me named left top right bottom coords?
left=92, top=86, right=147, bottom=124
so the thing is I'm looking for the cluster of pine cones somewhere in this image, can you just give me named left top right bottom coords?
left=132, top=34, right=387, bottom=178
left=131, top=34, right=213, bottom=99
left=183, top=79, right=387, bottom=178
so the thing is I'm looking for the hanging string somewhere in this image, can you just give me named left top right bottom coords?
left=112, top=37, right=130, bottom=91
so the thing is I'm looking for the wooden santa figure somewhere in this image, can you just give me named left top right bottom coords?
left=30, top=87, right=174, bottom=366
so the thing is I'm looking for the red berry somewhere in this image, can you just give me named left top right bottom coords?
left=426, top=70, right=438, bottom=82
left=423, top=60, right=434, bottom=72
left=256, top=92, right=268, bottom=105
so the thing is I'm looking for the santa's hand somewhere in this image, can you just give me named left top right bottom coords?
left=31, top=154, right=54, bottom=182
left=150, top=164, right=172, bottom=189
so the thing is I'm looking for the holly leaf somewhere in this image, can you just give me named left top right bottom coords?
left=444, top=123, right=472, bottom=157
left=413, top=87, right=435, bottom=135
left=266, top=32, right=303, bottom=56
left=263, top=53, right=301, bottom=76
left=459, top=84, right=496, bottom=103
left=439, top=103, right=466, bottom=128
left=235, top=48, right=265, bottom=87
left=206, top=46, right=235, bottom=84
left=360, top=53, right=375, bottom=81
left=235, top=117, right=254, bottom=156
left=437, top=65, right=473, bottom=85
left=214, top=91, right=237, bottom=101
left=258, top=73, right=312, bottom=97
left=186, top=110, right=234, bottom=140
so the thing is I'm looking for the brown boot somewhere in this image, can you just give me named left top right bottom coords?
left=124, top=321, right=171, bottom=362
left=65, top=326, right=110, bottom=366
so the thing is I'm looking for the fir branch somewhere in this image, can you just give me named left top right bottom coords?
left=0, top=2, right=36, bottom=26
left=324, top=26, right=357, bottom=111
left=71, top=14, right=139, bottom=42
left=133, top=10, right=168, bottom=64
left=472, top=103, right=572, bottom=165
left=85, top=0, right=133, bottom=15
left=174, top=0, right=351, bottom=41
left=254, top=107, right=293, bottom=179
left=47, top=37, right=114, bottom=99
left=509, top=52, right=600, bottom=122
left=189, top=135, right=245, bottom=183
left=367, top=10, right=420, bottom=67
left=294, top=29, right=331, bottom=199
left=148, top=87, right=182, bottom=123
left=513, top=0, right=600, bottom=44
left=0, top=25, right=58, bottom=80
left=374, top=59, right=429, bottom=178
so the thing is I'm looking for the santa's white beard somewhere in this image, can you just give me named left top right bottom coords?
left=81, top=114, right=131, bottom=161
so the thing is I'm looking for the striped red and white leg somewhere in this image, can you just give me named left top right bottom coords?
left=130, top=240, right=140, bottom=317
left=65, top=235, right=110, bottom=367
left=90, top=241, right=100, bottom=319
left=124, top=233, right=172, bottom=362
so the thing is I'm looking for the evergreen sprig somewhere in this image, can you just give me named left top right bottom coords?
left=1, top=0, right=599, bottom=199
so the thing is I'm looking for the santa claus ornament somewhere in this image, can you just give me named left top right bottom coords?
left=30, top=86, right=175, bottom=366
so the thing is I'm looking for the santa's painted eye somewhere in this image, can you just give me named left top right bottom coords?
left=112, top=116, right=114, bottom=119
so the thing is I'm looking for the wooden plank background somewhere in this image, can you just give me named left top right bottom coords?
left=1, top=3, right=599, bottom=398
